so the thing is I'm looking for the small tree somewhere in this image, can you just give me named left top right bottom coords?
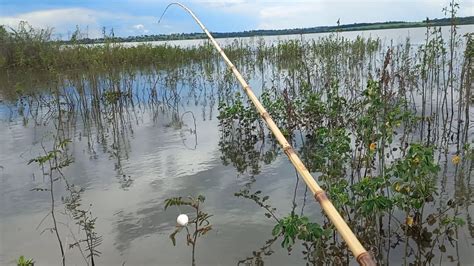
left=164, top=195, right=213, bottom=266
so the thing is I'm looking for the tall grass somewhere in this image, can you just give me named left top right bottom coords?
left=0, top=22, right=223, bottom=71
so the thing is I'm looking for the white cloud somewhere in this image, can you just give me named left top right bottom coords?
left=0, top=8, right=102, bottom=37
left=133, top=24, right=145, bottom=30
left=0, top=8, right=159, bottom=39
left=191, top=0, right=249, bottom=8
left=131, top=23, right=151, bottom=34
left=258, top=4, right=322, bottom=29
left=192, top=0, right=474, bottom=30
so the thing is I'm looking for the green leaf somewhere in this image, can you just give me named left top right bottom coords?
left=439, top=245, right=446, bottom=253
left=169, top=227, right=182, bottom=246
left=272, top=224, right=281, bottom=236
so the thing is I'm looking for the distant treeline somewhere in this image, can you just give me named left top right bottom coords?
left=69, top=16, right=474, bottom=44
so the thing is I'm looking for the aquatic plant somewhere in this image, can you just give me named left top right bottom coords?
left=28, top=134, right=101, bottom=265
left=164, top=195, right=213, bottom=266
left=16, top=255, right=35, bottom=266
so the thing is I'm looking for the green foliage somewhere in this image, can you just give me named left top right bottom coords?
left=302, top=127, right=351, bottom=175
left=326, top=179, right=351, bottom=211
left=391, top=144, right=440, bottom=211
left=352, top=176, right=392, bottom=216
left=0, top=22, right=56, bottom=69
left=234, top=189, right=277, bottom=220
left=0, top=22, right=226, bottom=71
left=63, top=186, right=102, bottom=261
left=164, top=195, right=212, bottom=249
left=16, top=256, right=34, bottom=266
left=357, top=80, right=412, bottom=150
left=261, top=90, right=288, bottom=129
left=234, top=188, right=332, bottom=256
left=28, top=137, right=101, bottom=265
left=272, top=214, right=331, bottom=250
left=218, top=92, right=259, bottom=126
left=164, top=195, right=205, bottom=210
left=218, top=92, right=270, bottom=175
left=27, top=150, right=61, bottom=166
left=301, top=92, right=325, bottom=127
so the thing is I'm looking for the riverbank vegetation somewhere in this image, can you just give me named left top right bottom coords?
left=0, top=22, right=218, bottom=70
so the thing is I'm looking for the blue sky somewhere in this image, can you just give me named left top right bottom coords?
left=0, top=0, right=472, bottom=39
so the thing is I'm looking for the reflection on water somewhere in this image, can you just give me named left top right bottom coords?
left=0, top=27, right=473, bottom=265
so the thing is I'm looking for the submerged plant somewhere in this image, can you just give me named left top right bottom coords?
left=63, top=186, right=102, bottom=266
left=16, top=255, right=34, bottom=266
left=28, top=137, right=101, bottom=266
left=391, top=144, right=439, bottom=213
left=235, top=187, right=331, bottom=263
left=272, top=214, right=331, bottom=251
left=164, top=195, right=213, bottom=266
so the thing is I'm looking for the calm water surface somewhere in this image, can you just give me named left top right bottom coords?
left=121, top=25, right=474, bottom=47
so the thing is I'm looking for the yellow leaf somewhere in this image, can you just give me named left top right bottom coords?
left=452, top=155, right=461, bottom=165
left=406, top=216, right=414, bottom=227
left=394, top=183, right=402, bottom=192
left=369, top=142, right=377, bottom=152
left=412, top=157, right=420, bottom=165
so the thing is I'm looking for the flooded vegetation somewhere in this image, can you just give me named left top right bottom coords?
left=0, top=8, right=473, bottom=266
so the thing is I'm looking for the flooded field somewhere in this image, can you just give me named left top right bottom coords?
left=0, top=25, right=473, bottom=265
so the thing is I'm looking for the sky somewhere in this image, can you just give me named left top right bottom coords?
left=0, top=0, right=472, bottom=39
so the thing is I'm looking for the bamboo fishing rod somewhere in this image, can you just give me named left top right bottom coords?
left=159, top=3, right=376, bottom=265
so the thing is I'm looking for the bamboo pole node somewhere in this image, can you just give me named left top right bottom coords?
left=283, top=145, right=294, bottom=154
left=158, top=3, right=377, bottom=265
left=314, top=190, right=328, bottom=203
left=357, top=252, right=377, bottom=266
left=260, top=111, right=271, bottom=120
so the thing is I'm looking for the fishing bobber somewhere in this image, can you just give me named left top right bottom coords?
left=177, top=214, right=189, bottom=226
